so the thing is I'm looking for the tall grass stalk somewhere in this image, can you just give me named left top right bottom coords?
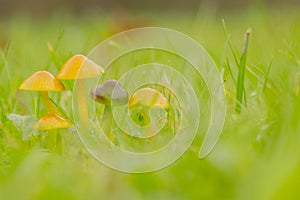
left=236, top=28, right=251, bottom=113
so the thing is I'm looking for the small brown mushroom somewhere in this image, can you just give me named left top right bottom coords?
left=90, top=79, right=128, bottom=135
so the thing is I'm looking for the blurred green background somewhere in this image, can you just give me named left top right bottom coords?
left=1, top=0, right=300, bottom=200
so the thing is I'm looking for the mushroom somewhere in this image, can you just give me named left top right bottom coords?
left=56, top=54, right=104, bottom=132
left=19, top=70, right=65, bottom=115
left=34, top=113, right=72, bottom=152
left=90, top=79, right=128, bottom=135
left=128, top=87, right=169, bottom=126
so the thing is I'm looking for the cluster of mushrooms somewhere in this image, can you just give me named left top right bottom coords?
left=19, top=54, right=170, bottom=152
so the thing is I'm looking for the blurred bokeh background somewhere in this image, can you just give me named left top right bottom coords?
left=0, top=0, right=299, bottom=17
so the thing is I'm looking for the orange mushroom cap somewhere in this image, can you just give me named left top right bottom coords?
left=33, top=114, right=72, bottom=130
left=56, top=54, right=104, bottom=80
left=19, top=71, right=65, bottom=91
left=129, top=88, right=169, bottom=109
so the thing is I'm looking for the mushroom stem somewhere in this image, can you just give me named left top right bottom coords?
left=141, top=106, right=151, bottom=126
left=102, top=106, right=113, bottom=135
left=76, top=79, right=89, bottom=133
left=41, top=91, right=60, bottom=114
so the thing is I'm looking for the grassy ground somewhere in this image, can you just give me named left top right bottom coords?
left=1, top=6, right=300, bottom=200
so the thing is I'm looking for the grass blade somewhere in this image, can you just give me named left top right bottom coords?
left=236, top=28, right=252, bottom=113
left=222, top=19, right=240, bottom=68
left=225, top=57, right=236, bottom=85
left=47, top=42, right=63, bottom=70
left=262, top=59, right=273, bottom=93
left=50, top=97, right=72, bottom=122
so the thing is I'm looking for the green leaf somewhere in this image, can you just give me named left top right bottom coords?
left=7, top=113, right=38, bottom=141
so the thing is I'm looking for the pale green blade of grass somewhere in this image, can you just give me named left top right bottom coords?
left=225, top=57, right=236, bottom=85
left=222, top=19, right=240, bottom=68
left=47, top=42, right=63, bottom=71
left=0, top=40, right=11, bottom=72
left=0, top=40, right=12, bottom=91
left=262, top=59, right=273, bottom=93
left=222, top=21, right=248, bottom=109
left=46, top=30, right=65, bottom=71
left=236, top=28, right=251, bottom=113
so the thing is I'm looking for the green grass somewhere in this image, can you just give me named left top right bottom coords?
left=1, top=6, right=300, bottom=200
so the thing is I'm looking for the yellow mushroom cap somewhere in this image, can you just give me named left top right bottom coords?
left=33, top=114, right=72, bottom=130
left=129, top=88, right=169, bottom=109
left=57, top=54, right=104, bottom=80
left=19, top=71, right=65, bottom=91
